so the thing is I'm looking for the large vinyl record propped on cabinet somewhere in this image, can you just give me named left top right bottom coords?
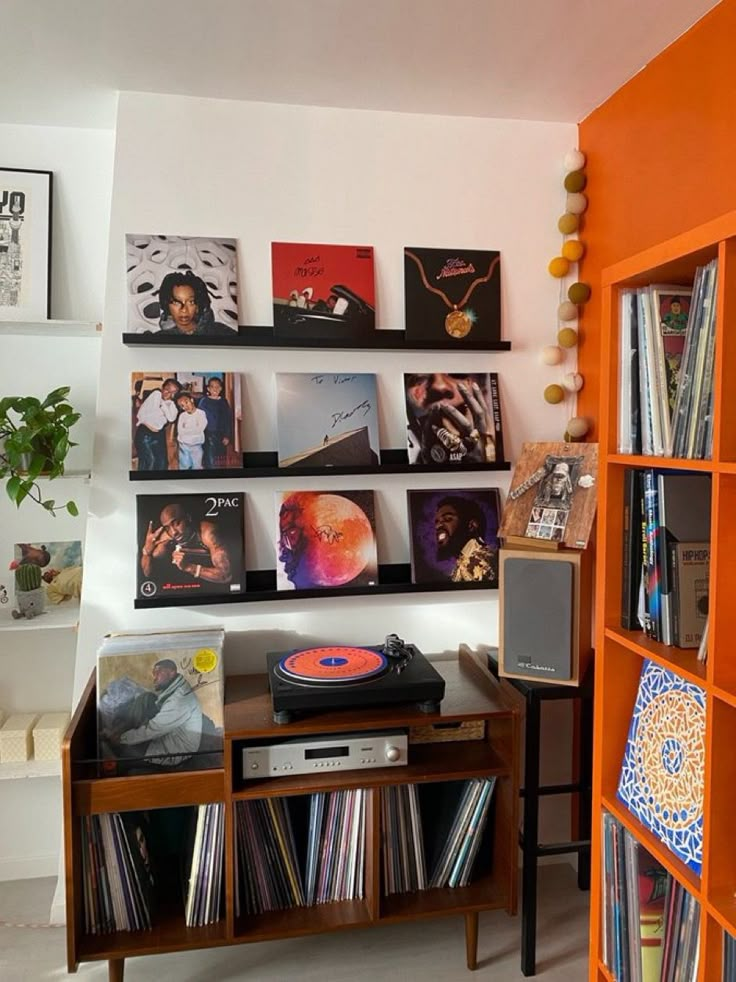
left=499, top=547, right=592, bottom=686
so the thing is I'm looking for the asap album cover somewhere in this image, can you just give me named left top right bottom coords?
left=275, top=489, right=378, bottom=591
left=135, top=493, right=245, bottom=600
left=404, top=372, right=504, bottom=465
left=131, top=371, right=242, bottom=472
left=275, top=373, right=379, bottom=468
left=404, top=247, right=501, bottom=346
left=407, top=489, right=501, bottom=585
left=126, top=234, right=239, bottom=336
left=271, top=242, right=375, bottom=336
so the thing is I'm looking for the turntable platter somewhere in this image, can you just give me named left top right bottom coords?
left=275, top=646, right=389, bottom=686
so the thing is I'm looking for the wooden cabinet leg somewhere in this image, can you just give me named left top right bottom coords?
left=465, top=911, right=479, bottom=970
left=109, top=958, right=125, bottom=982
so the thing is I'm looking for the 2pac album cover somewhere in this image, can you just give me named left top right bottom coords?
left=126, top=235, right=239, bottom=335
left=404, top=247, right=501, bottom=346
left=135, top=492, right=245, bottom=600
left=271, top=242, right=375, bottom=337
left=407, top=489, right=501, bottom=585
left=275, top=489, right=378, bottom=591
left=404, top=372, right=504, bottom=465
left=131, top=371, right=242, bottom=472
left=275, top=373, right=380, bottom=468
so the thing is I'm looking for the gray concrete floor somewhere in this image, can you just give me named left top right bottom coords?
left=0, top=864, right=589, bottom=981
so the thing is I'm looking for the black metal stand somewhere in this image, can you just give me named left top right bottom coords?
left=488, top=652, right=593, bottom=977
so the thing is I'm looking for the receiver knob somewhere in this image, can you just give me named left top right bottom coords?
left=385, top=745, right=401, bottom=762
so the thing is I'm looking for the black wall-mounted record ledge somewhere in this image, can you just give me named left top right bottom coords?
left=122, top=326, right=512, bottom=352
left=134, top=562, right=496, bottom=608
left=129, top=449, right=512, bottom=481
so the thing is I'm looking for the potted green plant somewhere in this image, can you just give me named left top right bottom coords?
left=0, top=386, right=81, bottom=515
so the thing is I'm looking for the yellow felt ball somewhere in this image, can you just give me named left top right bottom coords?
left=558, top=213, right=579, bottom=235
left=558, top=301, right=578, bottom=321
left=566, top=192, right=588, bottom=215
left=544, top=384, right=565, bottom=405
left=568, top=282, right=592, bottom=304
left=561, top=240, right=585, bottom=262
left=558, top=327, right=579, bottom=348
left=548, top=256, right=570, bottom=278
left=564, top=170, right=587, bottom=193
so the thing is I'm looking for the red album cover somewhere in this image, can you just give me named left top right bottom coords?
left=271, top=242, right=375, bottom=336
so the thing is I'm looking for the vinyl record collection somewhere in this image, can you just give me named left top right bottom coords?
left=381, top=784, right=427, bottom=894
left=427, top=778, right=496, bottom=889
left=184, top=803, right=225, bottom=927
left=602, top=811, right=700, bottom=982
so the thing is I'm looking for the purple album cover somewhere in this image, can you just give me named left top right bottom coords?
left=408, top=488, right=501, bottom=585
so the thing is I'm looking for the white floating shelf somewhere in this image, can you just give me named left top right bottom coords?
left=0, top=604, right=79, bottom=634
left=0, top=319, right=102, bottom=338
left=0, top=759, right=61, bottom=780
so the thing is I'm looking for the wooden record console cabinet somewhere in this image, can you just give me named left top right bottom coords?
left=62, top=648, right=519, bottom=981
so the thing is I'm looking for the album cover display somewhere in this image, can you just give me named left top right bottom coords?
left=404, top=372, right=504, bottom=465
left=131, top=371, right=242, bottom=472
left=275, top=372, right=379, bottom=468
left=271, top=242, right=375, bottom=336
left=407, top=489, right=501, bottom=585
left=498, top=441, right=599, bottom=549
left=10, top=539, right=83, bottom=605
left=96, top=627, right=225, bottom=774
left=135, top=492, right=245, bottom=600
left=275, top=489, right=378, bottom=590
left=404, top=247, right=501, bottom=345
left=126, top=234, right=239, bottom=335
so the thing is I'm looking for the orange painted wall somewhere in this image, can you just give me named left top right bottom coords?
left=577, top=0, right=736, bottom=428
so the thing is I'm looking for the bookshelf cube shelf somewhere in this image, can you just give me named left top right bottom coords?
left=590, top=210, right=736, bottom=980
left=63, top=647, right=519, bottom=981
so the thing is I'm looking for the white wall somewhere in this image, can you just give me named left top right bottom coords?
left=74, top=91, right=579, bottom=703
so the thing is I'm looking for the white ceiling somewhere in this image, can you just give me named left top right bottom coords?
left=1, top=0, right=721, bottom=129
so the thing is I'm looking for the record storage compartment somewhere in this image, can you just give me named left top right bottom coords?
left=63, top=646, right=519, bottom=980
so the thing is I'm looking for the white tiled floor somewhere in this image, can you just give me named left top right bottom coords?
left=0, top=864, right=589, bottom=981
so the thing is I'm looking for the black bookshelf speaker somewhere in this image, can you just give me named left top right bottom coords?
left=499, top=547, right=592, bottom=686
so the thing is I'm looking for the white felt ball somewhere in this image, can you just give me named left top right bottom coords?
left=566, top=192, right=588, bottom=215
left=558, top=301, right=578, bottom=321
left=542, top=345, right=563, bottom=366
left=567, top=416, right=590, bottom=438
left=563, top=372, right=584, bottom=392
left=564, top=150, right=586, bottom=172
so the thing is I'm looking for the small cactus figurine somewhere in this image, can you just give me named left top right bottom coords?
left=11, top=562, right=45, bottom=620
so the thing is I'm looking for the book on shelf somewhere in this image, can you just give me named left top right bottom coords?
left=404, top=372, right=505, bottom=466
left=617, top=659, right=705, bottom=876
left=275, top=372, right=380, bottom=468
left=96, top=627, right=225, bottom=775
left=131, top=371, right=242, bottom=472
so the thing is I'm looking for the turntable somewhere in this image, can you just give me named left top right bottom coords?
left=267, top=634, right=446, bottom=724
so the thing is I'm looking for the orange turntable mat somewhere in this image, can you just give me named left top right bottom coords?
left=277, top=646, right=389, bottom=684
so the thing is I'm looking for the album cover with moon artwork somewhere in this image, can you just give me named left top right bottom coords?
left=404, top=247, right=501, bottom=346
left=275, top=489, right=378, bottom=591
left=275, top=373, right=380, bottom=468
left=407, top=488, right=501, bottom=585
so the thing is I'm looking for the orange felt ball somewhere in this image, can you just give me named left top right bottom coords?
left=548, top=256, right=570, bottom=278
left=562, top=240, right=585, bottom=262
left=558, top=213, right=579, bottom=235
left=544, top=384, right=565, bottom=405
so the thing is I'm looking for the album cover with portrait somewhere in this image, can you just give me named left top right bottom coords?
left=404, top=372, right=504, bottom=466
left=275, top=489, right=378, bottom=591
left=96, top=627, right=225, bottom=774
left=498, top=441, right=599, bottom=550
left=275, top=372, right=380, bottom=468
left=8, top=540, right=83, bottom=613
left=135, top=493, right=245, bottom=600
left=407, top=489, right=501, bottom=585
left=125, top=235, right=239, bottom=335
left=651, top=284, right=693, bottom=416
left=404, top=247, right=501, bottom=346
left=131, top=371, right=242, bottom=472
left=271, top=242, right=375, bottom=337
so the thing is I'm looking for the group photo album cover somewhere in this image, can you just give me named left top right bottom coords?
left=276, top=489, right=377, bottom=591
left=136, top=493, right=245, bottom=600
left=96, top=628, right=225, bottom=774
left=408, top=489, right=501, bottom=585
left=404, top=247, right=501, bottom=346
left=131, top=371, right=242, bottom=472
left=404, top=372, right=504, bottom=465
left=126, top=234, right=239, bottom=336
left=271, top=242, right=375, bottom=336
left=275, top=373, right=379, bottom=468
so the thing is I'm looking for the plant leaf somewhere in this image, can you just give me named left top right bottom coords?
left=43, top=499, right=55, bottom=511
left=6, top=476, right=20, bottom=502
left=66, top=501, right=79, bottom=517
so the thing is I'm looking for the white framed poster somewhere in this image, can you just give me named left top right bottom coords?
left=0, top=168, right=52, bottom=322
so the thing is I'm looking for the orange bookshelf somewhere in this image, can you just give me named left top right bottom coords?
left=588, top=211, right=736, bottom=980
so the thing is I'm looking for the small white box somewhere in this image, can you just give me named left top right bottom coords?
left=33, top=712, right=71, bottom=761
left=0, top=714, right=38, bottom=763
